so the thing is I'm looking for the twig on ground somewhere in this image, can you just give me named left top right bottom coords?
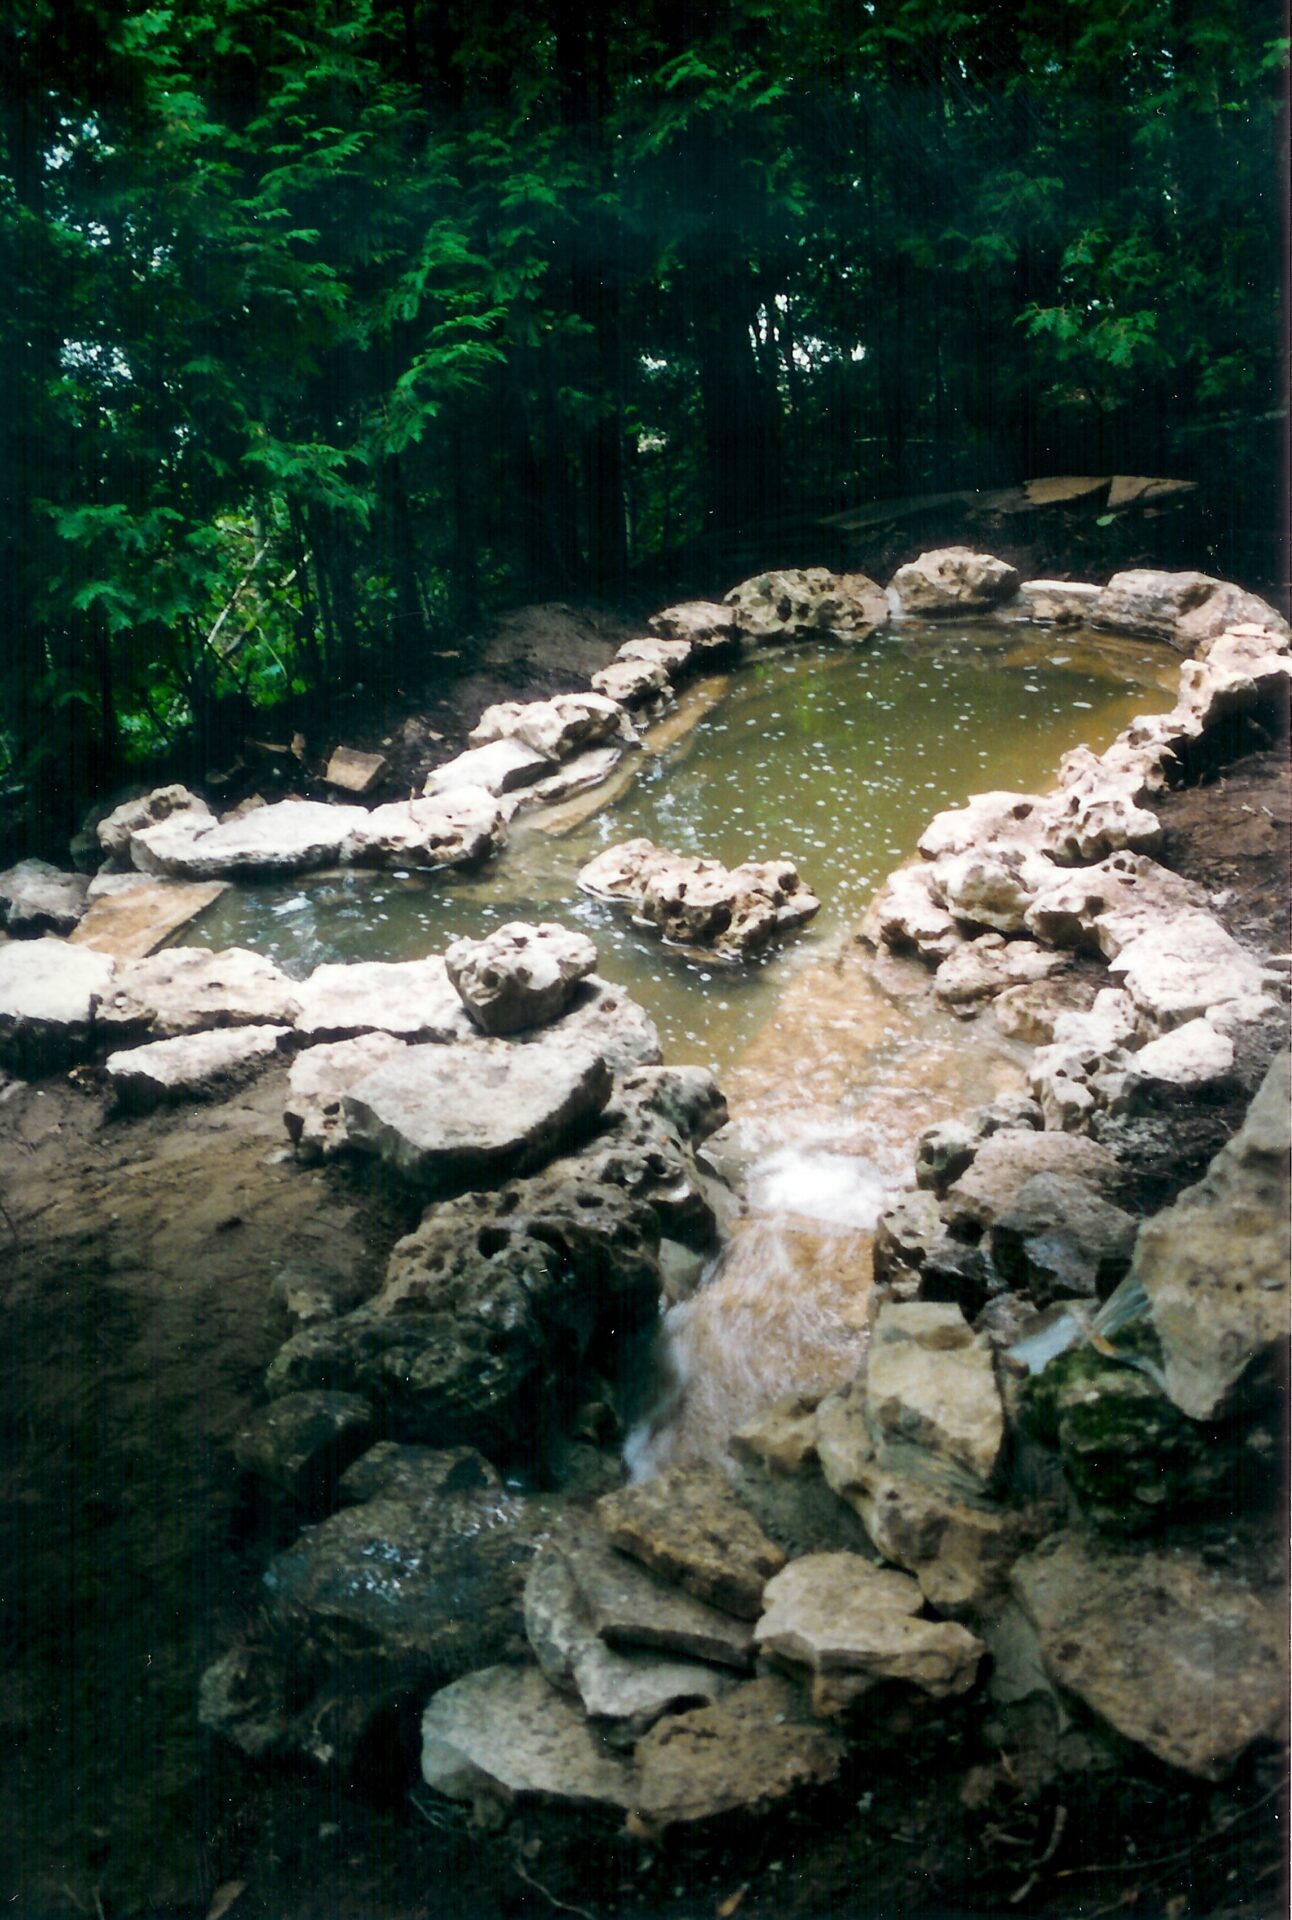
left=512, top=1853, right=598, bottom=1920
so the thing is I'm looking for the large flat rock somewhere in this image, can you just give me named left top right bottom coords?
left=106, top=1023, right=294, bottom=1110
left=284, top=1032, right=411, bottom=1159
left=422, top=1665, right=636, bottom=1818
left=940, top=1129, right=1121, bottom=1237
left=551, top=1519, right=755, bottom=1670
left=1012, top=1534, right=1286, bottom=1779
left=96, top=945, right=300, bottom=1038
left=0, top=936, right=115, bottom=1074
left=1107, top=911, right=1268, bottom=1031
left=341, top=1034, right=613, bottom=1185
left=632, top=1673, right=846, bottom=1824
left=129, top=789, right=508, bottom=878
left=422, top=737, right=551, bottom=797
left=0, top=860, right=90, bottom=935
left=597, top=1465, right=786, bottom=1619
left=69, top=877, right=228, bottom=959
left=754, top=1552, right=985, bottom=1698
left=293, top=954, right=469, bottom=1043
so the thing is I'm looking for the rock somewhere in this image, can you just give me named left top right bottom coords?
left=1025, top=852, right=1208, bottom=958
left=815, top=1381, right=1023, bottom=1615
left=469, top=692, right=626, bottom=761
left=1026, top=989, right=1141, bottom=1132
left=754, top=1553, right=985, bottom=1698
left=97, top=783, right=212, bottom=861
left=524, top=1544, right=731, bottom=1745
left=615, top=636, right=693, bottom=678
left=590, top=657, right=671, bottom=708
left=341, top=1034, right=612, bottom=1187
left=914, top=1122, right=979, bottom=1196
left=597, top=1465, right=786, bottom=1619
left=648, top=601, right=738, bottom=651
left=0, top=936, right=115, bottom=1075
left=198, top=1647, right=292, bottom=1761
left=547, top=977, right=663, bottom=1074
left=422, top=738, right=552, bottom=798
left=445, top=921, right=597, bottom=1035
left=866, top=1302, right=1004, bottom=1487
left=919, top=790, right=1051, bottom=863
left=917, top=1234, right=1005, bottom=1320
left=990, top=1173, right=1137, bottom=1305
left=1132, top=1053, right=1290, bottom=1421
left=1105, top=475, right=1197, bottom=510
left=724, top=567, right=888, bottom=642
left=933, top=933, right=1070, bottom=1009
left=0, top=860, right=90, bottom=935
left=293, top=954, right=468, bottom=1044
left=890, top=547, right=1020, bottom=615
left=421, top=1665, right=635, bottom=1819
left=632, top=1673, right=846, bottom=1824
left=96, top=945, right=301, bottom=1039
left=872, top=1188, right=943, bottom=1292
left=284, top=1032, right=410, bottom=1159
left=1107, top=911, right=1268, bottom=1031
left=1108, top=1019, right=1236, bottom=1114
left=352, top=789, right=510, bottom=869
left=1176, top=625, right=1292, bottom=734
left=550, top=1517, right=755, bottom=1670
left=579, top=840, right=820, bottom=958
left=106, top=1024, right=294, bottom=1111
left=940, top=1130, right=1121, bottom=1237
left=1017, top=580, right=1101, bottom=624
left=324, top=746, right=389, bottom=795
left=729, top=1394, right=820, bottom=1476
left=861, top=864, right=964, bottom=963
left=232, top=1391, right=374, bottom=1511
left=929, top=844, right=1057, bottom=936
left=1092, top=569, right=1292, bottom=652
left=1022, top=1349, right=1273, bottom=1533
left=992, top=973, right=1100, bottom=1045
left=266, top=1483, right=555, bottom=1719
left=130, top=790, right=508, bottom=878
left=729, top=1458, right=877, bottom=1562
left=338, top=1440, right=501, bottom=1506
left=1012, top=1534, right=1286, bottom=1779
left=68, top=877, right=228, bottom=960
left=1043, top=754, right=1165, bottom=863
left=516, top=746, right=624, bottom=810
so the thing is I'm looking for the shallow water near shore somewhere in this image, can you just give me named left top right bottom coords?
left=187, top=620, right=1177, bottom=1466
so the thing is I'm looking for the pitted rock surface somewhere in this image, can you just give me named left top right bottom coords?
left=284, top=1032, right=411, bottom=1159
left=293, top=954, right=468, bottom=1044
left=890, top=547, right=1020, bottom=615
left=724, top=567, right=888, bottom=641
left=97, top=945, right=301, bottom=1039
left=445, top=920, right=597, bottom=1035
left=598, top=1465, right=786, bottom=1619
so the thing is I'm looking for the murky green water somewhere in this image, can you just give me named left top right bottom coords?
left=185, top=621, right=1176, bottom=1077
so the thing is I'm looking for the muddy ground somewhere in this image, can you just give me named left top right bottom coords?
left=0, top=699, right=1287, bottom=1917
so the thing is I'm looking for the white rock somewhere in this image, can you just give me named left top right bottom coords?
left=468, top=692, right=627, bottom=761
left=97, top=784, right=212, bottom=861
left=590, top=658, right=671, bottom=707
left=0, top=936, right=115, bottom=1073
left=324, top=747, right=389, bottom=795
left=754, top=1553, right=985, bottom=1698
left=284, top=1032, right=411, bottom=1159
left=1110, top=1019, right=1236, bottom=1113
left=0, top=860, right=90, bottom=935
left=96, top=946, right=300, bottom=1038
left=1017, top=580, right=1101, bottom=624
left=293, top=955, right=469, bottom=1043
left=616, top=636, right=693, bottom=678
left=422, top=738, right=551, bottom=798
left=445, top=921, right=598, bottom=1035
left=107, top=1024, right=293, bottom=1111
left=890, top=547, right=1020, bottom=615
left=1107, top=911, right=1268, bottom=1030
left=861, top=864, right=964, bottom=963
left=724, top=567, right=888, bottom=641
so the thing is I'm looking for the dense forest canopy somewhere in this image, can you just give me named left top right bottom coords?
left=0, top=0, right=1286, bottom=842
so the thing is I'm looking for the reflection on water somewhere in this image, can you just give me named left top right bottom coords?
left=184, top=621, right=1176, bottom=1465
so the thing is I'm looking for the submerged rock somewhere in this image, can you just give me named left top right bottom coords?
left=597, top=1465, right=786, bottom=1619
left=1012, top=1534, right=1286, bottom=1779
left=890, top=547, right=1020, bottom=615
left=445, top=921, right=597, bottom=1035
left=754, top=1552, right=985, bottom=1700
left=724, top=567, right=888, bottom=642
left=69, top=876, right=229, bottom=961
left=578, top=838, right=820, bottom=958
left=1132, top=1052, right=1290, bottom=1421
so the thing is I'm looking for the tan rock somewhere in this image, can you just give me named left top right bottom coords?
left=96, top=945, right=300, bottom=1038
left=866, top=1303, right=1004, bottom=1487
left=754, top=1553, right=985, bottom=1698
left=632, top=1674, right=845, bottom=1824
left=324, top=746, right=389, bottom=795
left=597, top=1465, right=786, bottom=1619
left=69, top=877, right=228, bottom=960
left=729, top=1393, right=821, bottom=1476
left=890, top=547, right=1020, bottom=615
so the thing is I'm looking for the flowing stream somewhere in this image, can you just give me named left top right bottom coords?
left=185, top=619, right=1178, bottom=1467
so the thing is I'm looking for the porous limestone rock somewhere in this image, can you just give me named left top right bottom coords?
left=754, top=1553, right=985, bottom=1699
left=1024, top=852, right=1208, bottom=958
left=940, top=1129, right=1120, bottom=1238
left=872, top=1188, right=943, bottom=1293
left=615, top=636, right=693, bottom=678
left=1107, top=911, right=1268, bottom=1031
left=890, top=547, right=1020, bottom=616
left=865, top=1302, right=1004, bottom=1488
left=284, top=1032, right=411, bottom=1159
left=914, top=1121, right=979, bottom=1195
left=597, top=1464, right=786, bottom=1619
left=648, top=600, right=738, bottom=650
left=729, top=1393, right=821, bottom=1477
left=1107, top=1019, right=1237, bottom=1114
left=524, top=1544, right=730, bottom=1745
left=96, top=945, right=301, bottom=1039
left=106, top=1023, right=294, bottom=1110
left=1017, top=580, right=1101, bottom=625
left=919, top=791, right=1051, bottom=863
left=578, top=839, right=820, bottom=958
left=1012, top=1534, right=1287, bottom=1779
left=1175, top=584, right=1291, bottom=653
left=232, top=1390, right=374, bottom=1511
left=353, top=789, right=511, bottom=869
left=933, top=933, right=1070, bottom=1010
left=0, top=860, right=90, bottom=935
left=928, top=845, right=1058, bottom=936
left=97, top=783, right=212, bottom=861
left=0, top=936, right=115, bottom=1074
left=590, top=657, right=671, bottom=708
left=324, top=746, right=389, bottom=795
left=421, top=1665, right=635, bottom=1819
left=724, top=567, right=888, bottom=642
left=422, top=738, right=552, bottom=798
left=1092, top=569, right=1229, bottom=645
left=445, top=921, right=597, bottom=1035
left=861, top=863, right=964, bottom=963
left=1132, top=1052, right=1290, bottom=1421
left=341, top=1034, right=613, bottom=1187
left=130, top=788, right=507, bottom=878
left=546, top=976, right=663, bottom=1074
left=293, top=954, right=468, bottom=1044
left=992, top=973, right=1100, bottom=1046
left=469, top=691, right=626, bottom=761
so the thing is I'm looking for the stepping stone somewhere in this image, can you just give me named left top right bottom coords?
left=0, top=936, right=116, bottom=1075
left=97, top=946, right=300, bottom=1038
left=106, top=1024, right=294, bottom=1110
left=293, top=955, right=468, bottom=1044
left=69, top=877, right=228, bottom=960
